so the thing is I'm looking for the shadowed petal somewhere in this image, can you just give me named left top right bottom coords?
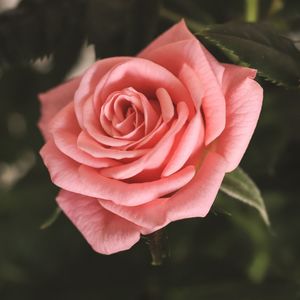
left=39, top=77, right=81, bottom=140
left=217, top=64, right=263, bottom=172
left=162, top=111, right=204, bottom=177
left=156, top=88, right=174, bottom=122
left=57, top=190, right=141, bottom=254
left=99, top=151, right=227, bottom=234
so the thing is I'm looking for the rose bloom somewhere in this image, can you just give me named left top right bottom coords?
left=39, top=21, right=263, bottom=254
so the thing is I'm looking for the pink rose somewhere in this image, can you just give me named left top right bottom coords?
left=39, top=21, right=263, bottom=254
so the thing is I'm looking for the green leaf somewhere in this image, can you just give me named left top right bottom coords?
left=220, top=167, right=270, bottom=226
left=198, top=22, right=300, bottom=88
left=40, top=206, right=61, bottom=230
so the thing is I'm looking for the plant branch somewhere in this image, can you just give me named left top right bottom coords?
left=245, top=0, right=259, bottom=22
left=146, top=229, right=168, bottom=266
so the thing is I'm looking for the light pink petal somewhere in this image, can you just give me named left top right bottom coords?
left=57, top=190, right=140, bottom=254
left=74, top=57, right=131, bottom=127
left=38, top=77, right=81, bottom=140
left=127, top=119, right=168, bottom=150
left=178, top=64, right=203, bottom=109
left=162, top=111, right=204, bottom=177
left=40, top=140, right=195, bottom=206
left=100, top=151, right=227, bottom=234
left=99, top=102, right=189, bottom=179
left=80, top=164, right=195, bottom=206
left=77, top=131, right=148, bottom=159
left=114, top=122, right=144, bottom=140
left=50, top=103, right=119, bottom=168
left=166, top=151, right=227, bottom=219
left=156, top=88, right=174, bottom=122
left=140, top=39, right=226, bottom=144
left=99, top=197, right=169, bottom=234
left=140, top=20, right=224, bottom=86
left=217, top=64, right=263, bottom=172
left=139, top=20, right=195, bottom=57
left=114, top=112, right=135, bottom=134
left=136, top=91, right=159, bottom=134
left=92, top=57, right=195, bottom=117
left=82, top=99, right=132, bottom=147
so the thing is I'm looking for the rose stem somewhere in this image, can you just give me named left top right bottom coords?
left=146, top=229, right=168, bottom=266
left=245, top=0, right=259, bottom=22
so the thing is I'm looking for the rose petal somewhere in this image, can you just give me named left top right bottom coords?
left=166, top=151, right=227, bottom=219
left=217, top=64, right=263, bottom=172
left=114, top=112, right=136, bottom=134
left=38, top=77, right=81, bottom=140
left=127, top=119, right=168, bottom=150
left=74, top=57, right=131, bottom=127
left=140, top=38, right=226, bottom=145
left=139, top=20, right=195, bottom=57
left=178, top=64, right=203, bottom=109
left=50, top=103, right=120, bottom=168
left=99, top=102, right=189, bottom=179
left=99, top=197, right=169, bottom=234
left=140, top=20, right=224, bottom=86
left=57, top=190, right=141, bottom=254
left=82, top=99, right=132, bottom=147
left=162, top=111, right=204, bottom=177
left=92, top=58, right=195, bottom=117
left=155, top=88, right=174, bottom=122
left=99, top=151, right=227, bottom=234
left=107, top=88, right=158, bottom=137
left=80, top=164, right=196, bottom=206
left=135, top=91, right=159, bottom=134
left=40, top=140, right=195, bottom=206
left=77, top=131, right=148, bottom=159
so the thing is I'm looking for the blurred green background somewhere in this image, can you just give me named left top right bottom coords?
left=0, top=0, right=300, bottom=299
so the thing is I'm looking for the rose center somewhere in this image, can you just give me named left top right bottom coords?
left=99, top=87, right=149, bottom=139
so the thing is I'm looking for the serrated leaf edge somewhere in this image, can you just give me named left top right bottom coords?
left=197, top=31, right=294, bottom=88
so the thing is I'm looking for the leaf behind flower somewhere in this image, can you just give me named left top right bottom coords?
left=197, top=22, right=300, bottom=88
left=220, top=167, right=270, bottom=226
left=40, top=206, right=61, bottom=230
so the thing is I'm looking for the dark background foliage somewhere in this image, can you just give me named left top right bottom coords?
left=0, top=0, right=300, bottom=299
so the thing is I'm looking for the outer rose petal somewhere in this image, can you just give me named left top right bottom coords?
left=38, top=77, right=81, bottom=140
left=40, top=140, right=195, bottom=206
left=217, top=64, right=263, bottom=171
left=140, top=19, right=224, bottom=83
left=57, top=190, right=140, bottom=254
left=139, top=19, right=194, bottom=53
left=166, top=151, right=227, bottom=219
left=99, top=151, right=227, bottom=234
left=50, top=102, right=120, bottom=168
